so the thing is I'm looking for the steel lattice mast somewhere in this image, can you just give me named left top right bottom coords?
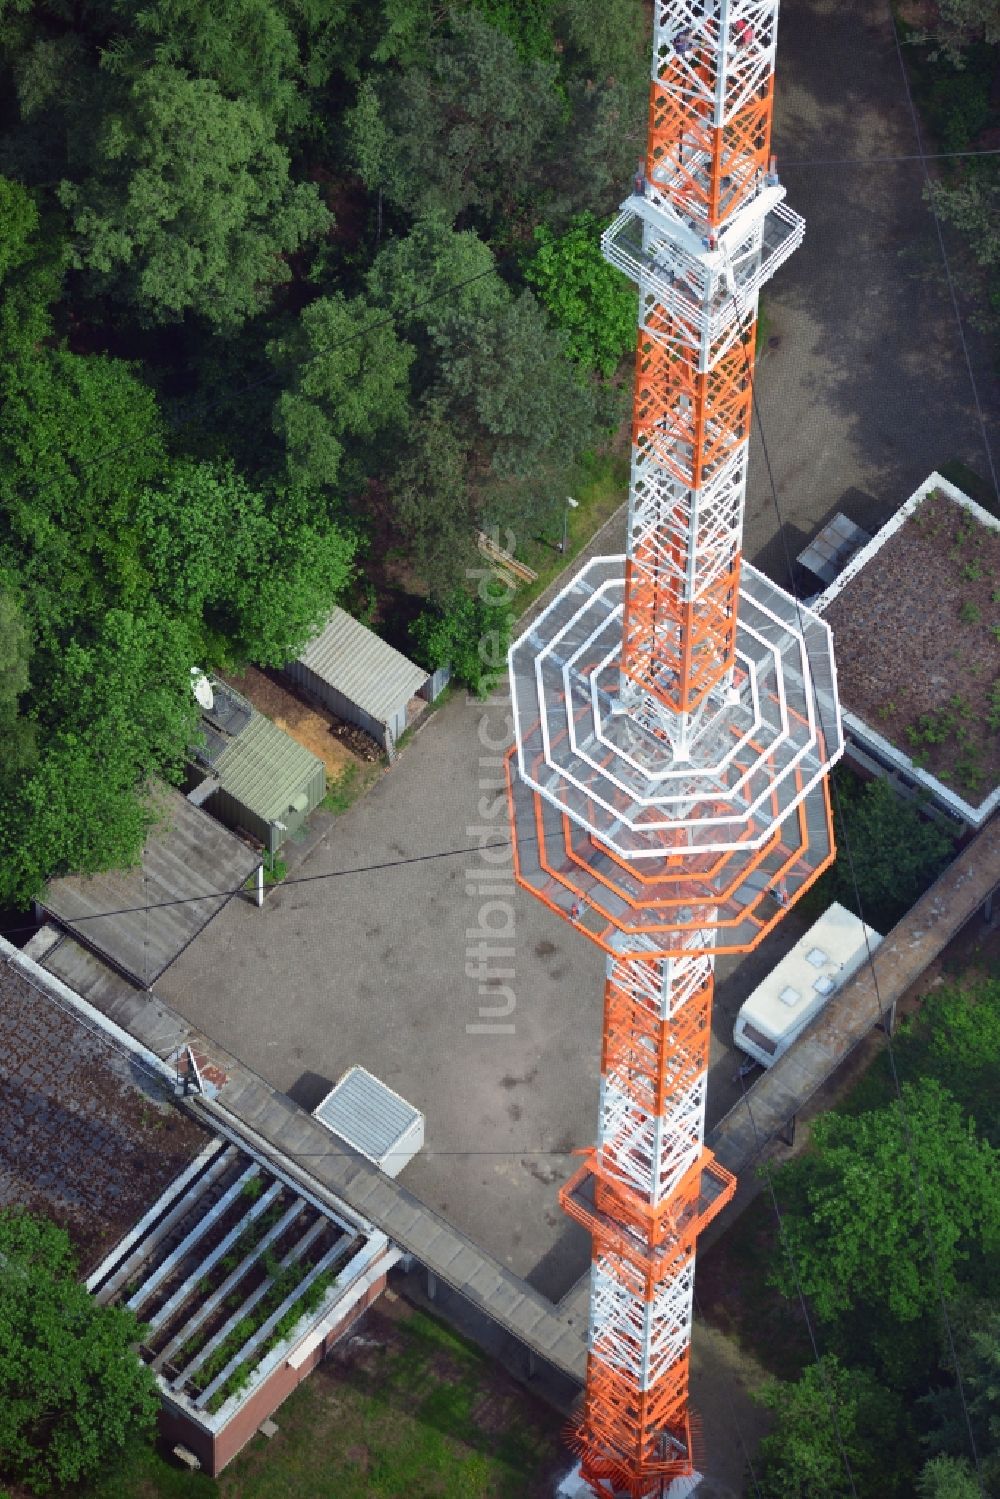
left=505, top=4, right=844, bottom=1495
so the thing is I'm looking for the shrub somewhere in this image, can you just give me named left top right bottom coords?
left=410, top=589, right=513, bottom=698
left=798, top=768, right=956, bottom=933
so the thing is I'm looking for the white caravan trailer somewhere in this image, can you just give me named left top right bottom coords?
left=733, top=902, right=882, bottom=1068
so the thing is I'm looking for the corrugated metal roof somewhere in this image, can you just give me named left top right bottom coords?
left=297, top=608, right=427, bottom=726
left=314, top=1067, right=422, bottom=1164
left=212, top=709, right=323, bottom=823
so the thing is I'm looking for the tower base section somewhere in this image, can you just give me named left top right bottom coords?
left=555, top=1463, right=591, bottom=1497
left=555, top=1463, right=703, bottom=1498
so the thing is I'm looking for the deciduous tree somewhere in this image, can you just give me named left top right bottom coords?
left=366, top=214, right=509, bottom=342
left=916, top=1455, right=983, bottom=1499
left=0, top=1209, right=158, bottom=1494
left=0, top=605, right=202, bottom=905
left=386, top=399, right=476, bottom=598
left=222, top=483, right=358, bottom=664
left=0, top=176, right=64, bottom=361
left=921, top=1302, right=1000, bottom=1492
left=525, top=212, right=636, bottom=374
left=57, top=64, right=331, bottom=328
left=268, top=291, right=414, bottom=490
left=432, top=289, right=607, bottom=537
left=100, top=0, right=309, bottom=131
left=898, top=975, right=1000, bottom=1145
left=0, top=349, right=167, bottom=633
left=347, top=10, right=564, bottom=224
left=912, top=0, right=1000, bottom=62
left=410, top=587, right=512, bottom=697
left=755, top=1355, right=912, bottom=1499
left=774, top=1080, right=1000, bottom=1325
left=813, top=770, right=956, bottom=932
left=0, top=582, right=36, bottom=778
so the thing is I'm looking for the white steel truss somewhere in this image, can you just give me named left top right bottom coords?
left=504, top=0, right=842, bottom=1489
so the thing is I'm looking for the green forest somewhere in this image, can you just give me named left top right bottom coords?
left=733, top=969, right=1000, bottom=1499
left=0, top=0, right=645, bottom=907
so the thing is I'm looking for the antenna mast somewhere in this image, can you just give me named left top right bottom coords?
left=506, top=2, right=843, bottom=1493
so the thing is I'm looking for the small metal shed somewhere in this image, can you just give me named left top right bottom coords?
left=284, top=607, right=429, bottom=753
left=313, top=1066, right=425, bottom=1179
left=190, top=681, right=326, bottom=855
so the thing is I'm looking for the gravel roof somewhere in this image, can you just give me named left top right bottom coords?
left=0, top=950, right=209, bottom=1274
left=823, top=488, right=1000, bottom=803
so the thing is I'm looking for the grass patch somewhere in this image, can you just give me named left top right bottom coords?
left=755, top=295, right=771, bottom=354
left=511, top=448, right=629, bottom=614
left=243, top=850, right=287, bottom=894
left=320, top=761, right=380, bottom=816
left=70, top=1304, right=560, bottom=1499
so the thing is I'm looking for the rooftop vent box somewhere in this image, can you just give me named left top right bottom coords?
left=312, top=1066, right=424, bottom=1179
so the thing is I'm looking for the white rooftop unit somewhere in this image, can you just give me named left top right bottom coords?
left=312, top=1067, right=424, bottom=1179
left=733, top=902, right=882, bottom=1069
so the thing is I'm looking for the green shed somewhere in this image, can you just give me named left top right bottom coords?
left=189, top=680, right=326, bottom=855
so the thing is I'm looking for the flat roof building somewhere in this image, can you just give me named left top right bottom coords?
left=0, top=936, right=398, bottom=1476
left=41, top=781, right=261, bottom=988
left=815, top=473, right=1000, bottom=829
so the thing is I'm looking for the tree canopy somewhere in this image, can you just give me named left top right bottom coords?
left=754, top=1355, right=913, bottom=1499
left=913, top=0, right=1000, bottom=62
left=0, top=582, right=36, bottom=779
left=803, top=769, right=956, bottom=933
left=57, top=64, right=331, bottom=328
left=0, top=1210, right=159, bottom=1494
left=919, top=1300, right=1000, bottom=1493
left=524, top=212, right=636, bottom=374
left=268, top=292, right=415, bottom=490
left=0, top=344, right=357, bottom=903
left=0, top=0, right=643, bottom=900
left=775, top=1079, right=1000, bottom=1325
left=348, top=11, right=564, bottom=224
left=366, top=214, right=509, bottom=341
left=433, top=290, right=604, bottom=498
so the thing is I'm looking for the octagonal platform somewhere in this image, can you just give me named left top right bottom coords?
left=507, top=556, right=843, bottom=959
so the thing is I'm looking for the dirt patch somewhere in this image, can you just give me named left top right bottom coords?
left=329, top=718, right=382, bottom=763
left=222, top=666, right=364, bottom=778
left=824, top=489, right=1000, bottom=802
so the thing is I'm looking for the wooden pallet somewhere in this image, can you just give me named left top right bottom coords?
left=476, top=530, right=538, bottom=584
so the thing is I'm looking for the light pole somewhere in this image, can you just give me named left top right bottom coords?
left=559, top=495, right=578, bottom=554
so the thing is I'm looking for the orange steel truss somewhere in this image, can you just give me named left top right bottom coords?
left=503, top=4, right=839, bottom=1495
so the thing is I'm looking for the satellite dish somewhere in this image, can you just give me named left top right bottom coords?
left=190, top=668, right=215, bottom=711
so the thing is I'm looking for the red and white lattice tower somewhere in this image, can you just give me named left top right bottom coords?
left=505, top=3, right=843, bottom=1495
